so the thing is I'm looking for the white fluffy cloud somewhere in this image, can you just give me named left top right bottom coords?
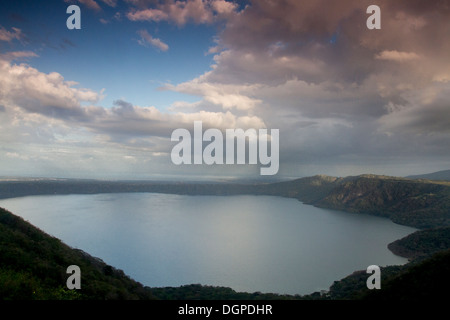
left=0, top=56, right=264, bottom=144
left=0, top=52, right=268, bottom=178
left=165, top=77, right=263, bottom=111
left=0, top=58, right=101, bottom=120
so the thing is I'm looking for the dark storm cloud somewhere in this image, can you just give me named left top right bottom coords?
left=170, top=0, right=450, bottom=174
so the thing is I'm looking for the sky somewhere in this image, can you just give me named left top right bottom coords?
left=0, top=0, right=449, bottom=181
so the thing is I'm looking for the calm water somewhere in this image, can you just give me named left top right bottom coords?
left=0, top=193, right=416, bottom=295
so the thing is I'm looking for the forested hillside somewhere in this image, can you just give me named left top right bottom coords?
left=0, top=207, right=155, bottom=300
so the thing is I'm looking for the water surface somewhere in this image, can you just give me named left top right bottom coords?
left=0, top=193, right=416, bottom=295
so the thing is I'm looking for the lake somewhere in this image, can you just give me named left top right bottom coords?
left=0, top=193, right=417, bottom=295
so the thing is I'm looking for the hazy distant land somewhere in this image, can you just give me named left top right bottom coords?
left=406, top=169, right=450, bottom=181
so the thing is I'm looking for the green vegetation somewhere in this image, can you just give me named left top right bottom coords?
left=362, top=249, right=450, bottom=300
left=313, top=175, right=450, bottom=229
left=327, top=225, right=450, bottom=300
left=148, top=284, right=303, bottom=300
left=387, top=227, right=450, bottom=261
left=327, top=249, right=450, bottom=300
left=0, top=207, right=155, bottom=300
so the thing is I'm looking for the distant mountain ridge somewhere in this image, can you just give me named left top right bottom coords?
left=253, top=174, right=450, bottom=229
left=310, top=175, right=450, bottom=229
left=406, top=169, right=450, bottom=181
left=0, top=173, right=449, bottom=229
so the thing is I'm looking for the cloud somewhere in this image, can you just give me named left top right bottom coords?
left=378, top=83, right=450, bottom=135
left=60, top=0, right=450, bottom=177
left=188, top=0, right=450, bottom=112
left=0, top=58, right=101, bottom=120
left=0, top=51, right=38, bottom=61
left=86, top=99, right=265, bottom=142
left=5, top=152, right=29, bottom=161
left=0, top=26, right=22, bottom=42
left=65, top=0, right=102, bottom=11
left=137, top=29, right=169, bottom=51
left=100, top=0, right=118, bottom=7
left=81, top=0, right=101, bottom=10
left=375, top=50, right=421, bottom=62
left=164, top=78, right=262, bottom=111
left=158, top=0, right=450, bottom=175
left=204, top=49, right=327, bottom=85
left=128, top=8, right=169, bottom=22
left=0, top=55, right=265, bottom=159
left=210, top=0, right=238, bottom=16
left=126, top=0, right=238, bottom=25
left=212, top=0, right=450, bottom=86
